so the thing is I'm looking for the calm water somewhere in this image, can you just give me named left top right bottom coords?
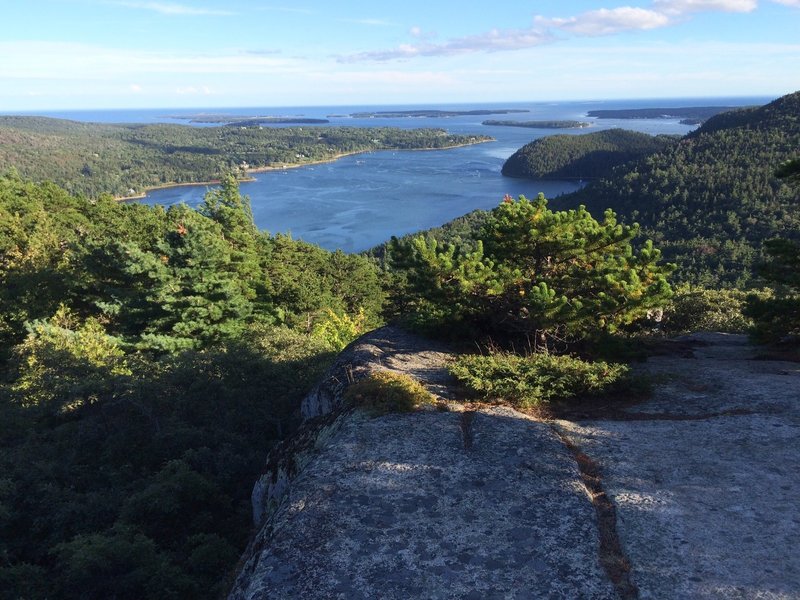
left=28, top=97, right=770, bottom=252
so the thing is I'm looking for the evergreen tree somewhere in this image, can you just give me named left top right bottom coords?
left=134, top=205, right=253, bottom=351
left=391, top=194, right=673, bottom=346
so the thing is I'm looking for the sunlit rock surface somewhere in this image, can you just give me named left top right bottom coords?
left=231, top=329, right=800, bottom=600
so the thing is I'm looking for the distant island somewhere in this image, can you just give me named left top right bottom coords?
left=587, top=106, right=737, bottom=121
left=350, top=109, right=530, bottom=118
left=483, top=119, right=592, bottom=129
left=163, top=114, right=329, bottom=126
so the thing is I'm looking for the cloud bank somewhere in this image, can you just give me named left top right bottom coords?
left=342, top=0, right=760, bottom=62
left=339, top=27, right=553, bottom=62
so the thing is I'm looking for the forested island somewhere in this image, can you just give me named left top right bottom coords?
left=501, top=128, right=677, bottom=180
left=587, top=106, right=737, bottom=121
left=349, top=109, right=529, bottom=118
left=482, top=119, right=592, bottom=129
left=0, top=116, right=490, bottom=198
left=165, top=114, right=328, bottom=125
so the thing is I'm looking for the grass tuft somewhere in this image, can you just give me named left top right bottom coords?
left=344, top=370, right=436, bottom=416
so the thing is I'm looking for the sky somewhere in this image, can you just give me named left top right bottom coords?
left=1, top=0, right=798, bottom=110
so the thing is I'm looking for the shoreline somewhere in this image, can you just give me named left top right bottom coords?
left=115, top=138, right=492, bottom=201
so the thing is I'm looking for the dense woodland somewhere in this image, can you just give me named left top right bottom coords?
left=560, top=92, right=800, bottom=287
left=501, top=128, right=677, bottom=180
left=586, top=106, right=736, bottom=120
left=501, top=93, right=800, bottom=287
left=0, top=172, right=388, bottom=598
left=0, top=117, right=489, bottom=198
left=1, top=91, right=799, bottom=599
left=482, top=120, right=592, bottom=129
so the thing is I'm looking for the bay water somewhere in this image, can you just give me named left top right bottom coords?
left=30, top=97, right=768, bottom=252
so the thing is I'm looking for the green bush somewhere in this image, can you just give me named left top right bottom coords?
left=661, top=286, right=764, bottom=334
left=450, top=352, right=631, bottom=408
left=344, top=371, right=436, bottom=416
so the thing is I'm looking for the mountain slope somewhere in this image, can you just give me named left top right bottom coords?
left=555, top=91, right=800, bottom=286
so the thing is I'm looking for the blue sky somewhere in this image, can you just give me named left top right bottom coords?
left=1, top=0, right=798, bottom=109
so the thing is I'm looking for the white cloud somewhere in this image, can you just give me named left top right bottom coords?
left=409, top=26, right=437, bottom=40
left=535, top=1, right=755, bottom=37
left=653, top=0, right=757, bottom=14
left=340, top=27, right=553, bottom=62
left=537, top=7, right=670, bottom=36
left=129, top=83, right=143, bottom=92
left=771, top=0, right=800, bottom=6
left=0, top=41, right=302, bottom=79
left=345, top=0, right=767, bottom=62
left=114, top=2, right=235, bottom=16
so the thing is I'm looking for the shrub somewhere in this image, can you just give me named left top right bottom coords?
left=450, top=351, right=631, bottom=408
left=11, top=306, right=131, bottom=413
left=660, top=285, right=763, bottom=334
left=311, top=307, right=367, bottom=351
left=344, top=371, right=436, bottom=416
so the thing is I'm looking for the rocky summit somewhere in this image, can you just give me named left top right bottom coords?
left=230, top=328, right=800, bottom=599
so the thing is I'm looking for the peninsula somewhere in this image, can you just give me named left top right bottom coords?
left=0, top=116, right=491, bottom=198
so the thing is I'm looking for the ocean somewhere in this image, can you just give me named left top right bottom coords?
left=24, top=97, right=771, bottom=252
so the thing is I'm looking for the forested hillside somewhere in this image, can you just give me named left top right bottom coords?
left=559, top=92, right=800, bottom=286
left=501, top=128, right=676, bottom=179
left=0, top=173, right=386, bottom=598
left=0, top=117, right=489, bottom=198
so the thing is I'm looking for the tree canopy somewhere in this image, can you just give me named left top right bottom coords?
left=558, top=92, right=800, bottom=287
left=388, top=193, right=673, bottom=347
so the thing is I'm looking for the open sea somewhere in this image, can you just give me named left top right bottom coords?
left=26, top=97, right=771, bottom=252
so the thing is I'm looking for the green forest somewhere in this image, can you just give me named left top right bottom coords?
left=0, top=172, right=387, bottom=598
left=501, top=128, right=677, bottom=179
left=561, top=92, right=800, bottom=287
left=505, top=93, right=800, bottom=287
left=1, top=91, right=799, bottom=599
left=0, top=117, right=489, bottom=198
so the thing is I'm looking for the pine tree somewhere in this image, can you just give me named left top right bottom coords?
left=391, top=194, right=673, bottom=345
left=197, top=173, right=264, bottom=302
left=135, top=205, right=253, bottom=351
